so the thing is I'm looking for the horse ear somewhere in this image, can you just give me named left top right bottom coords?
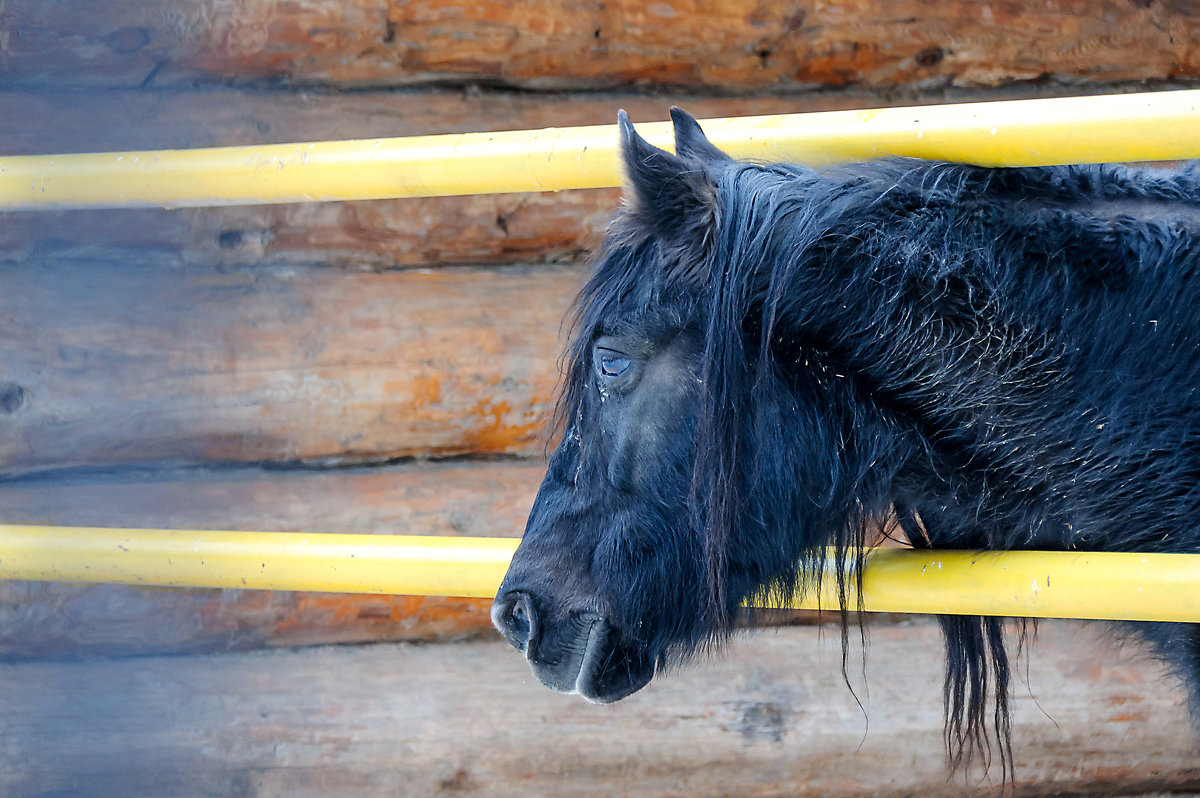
left=617, top=110, right=722, bottom=284
left=618, top=109, right=689, bottom=216
left=670, top=107, right=731, bottom=164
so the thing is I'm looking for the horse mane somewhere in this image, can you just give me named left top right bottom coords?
left=697, top=156, right=1200, bottom=776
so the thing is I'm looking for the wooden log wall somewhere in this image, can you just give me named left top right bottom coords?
left=1, top=0, right=1198, bottom=654
left=3, top=621, right=1198, bottom=797
left=3, top=4, right=1200, bottom=791
left=0, top=86, right=1089, bottom=659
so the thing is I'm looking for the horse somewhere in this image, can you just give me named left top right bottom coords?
left=491, top=107, right=1200, bottom=772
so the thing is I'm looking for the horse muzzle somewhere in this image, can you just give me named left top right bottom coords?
left=492, top=590, right=654, bottom=703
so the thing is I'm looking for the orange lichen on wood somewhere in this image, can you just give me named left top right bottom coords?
left=269, top=594, right=495, bottom=646
left=458, top=395, right=552, bottom=455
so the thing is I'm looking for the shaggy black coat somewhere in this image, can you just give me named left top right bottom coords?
left=496, top=108, right=1200, bottom=776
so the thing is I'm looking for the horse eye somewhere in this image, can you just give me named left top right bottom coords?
left=599, top=354, right=632, bottom=378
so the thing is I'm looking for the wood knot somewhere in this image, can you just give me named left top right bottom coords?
left=102, top=26, right=151, bottom=55
left=915, top=46, right=945, bottom=67
left=218, top=230, right=246, bottom=249
left=0, top=383, right=26, bottom=414
left=739, top=700, right=790, bottom=743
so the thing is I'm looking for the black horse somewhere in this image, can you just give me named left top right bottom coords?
left=492, top=107, right=1200, bottom=770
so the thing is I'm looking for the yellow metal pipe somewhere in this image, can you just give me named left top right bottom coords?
left=3, top=524, right=1200, bottom=622
left=3, top=90, right=1200, bottom=211
left=0, top=525, right=519, bottom=597
left=835, top=547, right=1200, bottom=622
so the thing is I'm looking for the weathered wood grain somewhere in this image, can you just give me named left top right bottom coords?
left=1, top=621, right=1195, bottom=797
left=0, top=190, right=620, bottom=271
left=0, top=88, right=899, bottom=156
left=0, top=259, right=576, bottom=476
left=3, top=0, right=1200, bottom=91
left=0, top=461, right=541, bottom=536
left=0, top=462, right=542, bottom=659
left=0, top=581, right=500, bottom=659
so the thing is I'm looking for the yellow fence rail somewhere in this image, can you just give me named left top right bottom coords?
left=2, top=525, right=1199, bottom=622
left=3, top=90, right=1200, bottom=210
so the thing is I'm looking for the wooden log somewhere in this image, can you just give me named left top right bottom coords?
left=0, top=581, right=501, bottom=658
left=2, top=1, right=1200, bottom=92
left=0, top=462, right=540, bottom=535
left=0, top=190, right=620, bottom=271
left=0, top=621, right=1195, bottom=797
left=0, top=461, right=543, bottom=659
left=0, top=88, right=899, bottom=155
left=0, top=259, right=577, bottom=476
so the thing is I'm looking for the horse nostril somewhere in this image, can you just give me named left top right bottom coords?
left=510, top=599, right=529, bottom=636
left=492, top=591, right=538, bottom=654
